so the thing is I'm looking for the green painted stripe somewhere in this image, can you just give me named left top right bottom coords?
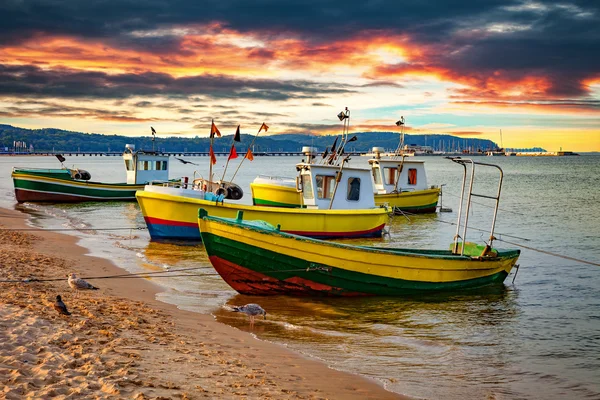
left=395, top=201, right=438, bottom=211
left=252, top=198, right=300, bottom=208
left=13, top=178, right=139, bottom=198
left=202, top=231, right=511, bottom=295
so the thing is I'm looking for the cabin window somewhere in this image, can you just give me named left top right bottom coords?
left=408, top=168, right=417, bottom=185
left=125, top=159, right=134, bottom=171
left=316, top=175, right=336, bottom=199
left=301, top=174, right=314, bottom=199
left=347, top=178, right=360, bottom=201
left=161, top=161, right=168, bottom=170
left=155, top=161, right=162, bottom=170
left=137, top=161, right=144, bottom=170
left=372, top=166, right=382, bottom=185
left=384, top=167, right=398, bottom=185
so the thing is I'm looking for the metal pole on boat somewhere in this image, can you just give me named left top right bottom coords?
left=461, top=159, right=476, bottom=254
left=393, top=154, right=406, bottom=193
left=448, top=157, right=468, bottom=254
left=328, top=156, right=349, bottom=209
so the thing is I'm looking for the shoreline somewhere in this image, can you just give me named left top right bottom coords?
left=0, top=206, right=406, bottom=399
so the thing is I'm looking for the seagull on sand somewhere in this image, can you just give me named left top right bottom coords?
left=54, top=295, right=71, bottom=316
left=231, top=304, right=267, bottom=325
left=67, top=273, right=99, bottom=297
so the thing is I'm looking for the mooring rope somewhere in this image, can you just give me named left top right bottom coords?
left=495, top=237, right=600, bottom=267
left=0, top=227, right=147, bottom=232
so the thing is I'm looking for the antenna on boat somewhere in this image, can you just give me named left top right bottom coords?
left=331, top=107, right=350, bottom=165
left=393, top=116, right=405, bottom=158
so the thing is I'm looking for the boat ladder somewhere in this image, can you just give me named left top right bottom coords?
left=448, top=157, right=504, bottom=257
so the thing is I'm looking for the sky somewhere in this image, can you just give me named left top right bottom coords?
left=0, top=0, right=599, bottom=151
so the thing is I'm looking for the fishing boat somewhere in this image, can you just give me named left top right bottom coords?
left=251, top=116, right=440, bottom=214
left=12, top=144, right=170, bottom=203
left=368, top=148, right=440, bottom=213
left=136, top=159, right=391, bottom=241
left=198, top=158, right=520, bottom=296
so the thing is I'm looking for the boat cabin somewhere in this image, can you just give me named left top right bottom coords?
left=368, top=148, right=430, bottom=194
left=122, top=144, right=170, bottom=184
left=296, top=163, right=376, bottom=209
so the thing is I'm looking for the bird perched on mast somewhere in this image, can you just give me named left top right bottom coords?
left=230, top=303, right=267, bottom=325
left=67, top=273, right=99, bottom=298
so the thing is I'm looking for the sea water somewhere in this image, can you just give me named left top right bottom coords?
left=1, top=154, right=599, bottom=399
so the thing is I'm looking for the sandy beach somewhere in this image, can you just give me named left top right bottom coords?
left=0, top=206, right=405, bottom=399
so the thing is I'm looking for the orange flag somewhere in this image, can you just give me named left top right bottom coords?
left=210, top=120, right=221, bottom=138
left=259, top=122, right=269, bottom=133
left=209, top=145, right=217, bottom=165
left=228, top=144, right=238, bottom=160
left=245, top=148, right=254, bottom=161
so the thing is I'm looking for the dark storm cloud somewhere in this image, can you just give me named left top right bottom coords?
left=0, top=64, right=354, bottom=101
left=0, top=1, right=598, bottom=99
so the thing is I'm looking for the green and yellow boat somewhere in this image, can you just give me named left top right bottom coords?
left=199, top=157, right=519, bottom=296
left=198, top=209, right=520, bottom=296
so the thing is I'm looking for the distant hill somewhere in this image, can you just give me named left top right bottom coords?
left=0, top=124, right=542, bottom=153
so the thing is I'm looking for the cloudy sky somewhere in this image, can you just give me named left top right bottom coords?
left=1, top=0, right=599, bottom=151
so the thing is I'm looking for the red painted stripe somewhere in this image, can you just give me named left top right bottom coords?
left=145, top=216, right=197, bottom=227
left=146, top=217, right=383, bottom=237
left=209, top=255, right=369, bottom=296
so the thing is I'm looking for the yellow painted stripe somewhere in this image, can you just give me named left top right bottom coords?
left=374, top=188, right=440, bottom=208
left=138, top=190, right=389, bottom=234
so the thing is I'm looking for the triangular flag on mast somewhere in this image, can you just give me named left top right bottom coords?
left=245, top=148, right=254, bottom=161
left=234, top=125, right=241, bottom=142
left=259, top=122, right=269, bottom=133
left=210, top=120, right=221, bottom=138
left=209, top=145, right=217, bottom=165
left=228, top=144, right=238, bottom=160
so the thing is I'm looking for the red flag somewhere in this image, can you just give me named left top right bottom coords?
left=210, top=120, right=221, bottom=138
left=228, top=144, right=238, bottom=160
left=245, top=148, right=254, bottom=161
left=234, top=125, right=241, bottom=142
left=259, top=122, right=269, bottom=133
left=209, top=145, right=217, bottom=165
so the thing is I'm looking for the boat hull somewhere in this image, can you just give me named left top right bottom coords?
left=198, top=213, right=520, bottom=296
left=137, top=189, right=389, bottom=241
left=374, top=187, right=440, bottom=214
left=251, top=181, right=440, bottom=213
left=12, top=170, right=144, bottom=203
left=251, top=182, right=301, bottom=208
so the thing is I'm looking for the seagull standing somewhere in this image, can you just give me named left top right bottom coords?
left=67, top=273, right=99, bottom=298
left=53, top=295, right=71, bottom=316
left=231, top=303, right=267, bottom=325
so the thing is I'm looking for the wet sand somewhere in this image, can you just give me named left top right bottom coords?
left=0, top=206, right=406, bottom=399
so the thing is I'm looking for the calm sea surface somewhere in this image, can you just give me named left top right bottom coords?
left=1, top=153, right=599, bottom=399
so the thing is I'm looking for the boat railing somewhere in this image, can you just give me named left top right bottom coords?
left=255, top=174, right=296, bottom=182
left=447, top=157, right=503, bottom=256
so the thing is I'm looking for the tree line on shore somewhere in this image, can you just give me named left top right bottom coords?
left=0, top=124, right=542, bottom=154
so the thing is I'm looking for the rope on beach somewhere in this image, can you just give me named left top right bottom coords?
left=0, top=265, right=343, bottom=284
left=0, top=266, right=217, bottom=283
left=0, top=227, right=147, bottom=232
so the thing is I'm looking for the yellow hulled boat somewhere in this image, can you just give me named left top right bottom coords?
left=198, top=208, right=520, bottom=296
